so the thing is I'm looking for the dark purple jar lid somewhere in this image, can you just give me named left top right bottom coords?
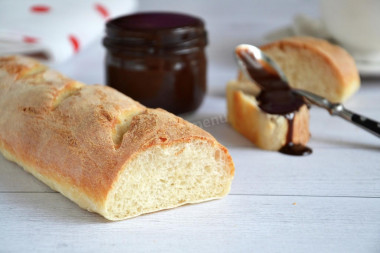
left=104, top=12, right=207, bottom=49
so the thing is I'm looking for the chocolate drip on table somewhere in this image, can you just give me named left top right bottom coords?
left=237, top=49, right=312, bottom=156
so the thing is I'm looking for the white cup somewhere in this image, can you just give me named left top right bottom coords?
left=320, top=0, right=380, bottom=62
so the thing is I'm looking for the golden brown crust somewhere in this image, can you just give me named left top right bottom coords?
left=260, top=36, right=360, bottom=102
left=0, top=55, right=234, bottom=217
left=0, top=56, right=45, bottom=77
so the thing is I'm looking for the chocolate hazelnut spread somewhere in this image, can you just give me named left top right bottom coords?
left=103, top=12, right=208, bottom=115
left=236, top=49, right=312, bottom=156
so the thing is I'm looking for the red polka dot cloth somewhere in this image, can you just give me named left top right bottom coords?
left=0, top=0, right=137, bottom=63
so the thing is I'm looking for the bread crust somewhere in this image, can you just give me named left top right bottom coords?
left=0, top=56, right=235, bottom=220
left=261, top=36, right=360, bottom=102
left=226, top=80, right=310, bottom=150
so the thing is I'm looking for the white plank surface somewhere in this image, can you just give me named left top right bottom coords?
left=1, top=0, right=380, bottom=252
left=1, top=193, right=380, bottom=253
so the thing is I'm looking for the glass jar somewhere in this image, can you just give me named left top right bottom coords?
left=103, top=12, right=208, bottom=115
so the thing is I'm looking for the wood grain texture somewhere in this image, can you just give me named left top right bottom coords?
left=0, top=193, right=379, bottom=253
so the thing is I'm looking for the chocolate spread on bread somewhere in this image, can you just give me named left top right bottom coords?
left=237, top=48, right=312, bottom=156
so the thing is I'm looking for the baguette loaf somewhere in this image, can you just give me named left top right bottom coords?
left=0, top=55, right=234, bottom=220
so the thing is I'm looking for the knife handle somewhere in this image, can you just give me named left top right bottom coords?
left=334, top=106, right=380, bottom=138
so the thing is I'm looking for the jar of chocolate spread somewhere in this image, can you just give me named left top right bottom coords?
left=103, top=12, right=208, bottom=115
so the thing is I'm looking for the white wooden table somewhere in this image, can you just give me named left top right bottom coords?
left=1, top=0, right=380, bottom=252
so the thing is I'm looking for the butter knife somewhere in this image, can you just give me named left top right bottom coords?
left=293, top=89, right=380, bottom=138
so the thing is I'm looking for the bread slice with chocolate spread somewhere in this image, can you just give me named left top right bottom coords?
left=227, top=37, right=359, bottom=153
